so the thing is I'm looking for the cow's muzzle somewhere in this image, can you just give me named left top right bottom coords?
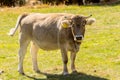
left=74, top=35, right=83, bottom=42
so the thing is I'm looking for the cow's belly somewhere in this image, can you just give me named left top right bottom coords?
left=32, top=29, right=60, bottom=50
left=33, top=39, right=59, bottom=50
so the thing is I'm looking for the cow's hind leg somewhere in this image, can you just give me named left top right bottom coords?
left=18, top=33, right=30, bottom=75
left=30, top=42, right=40, bottom=73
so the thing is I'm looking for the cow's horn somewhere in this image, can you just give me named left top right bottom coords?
left=85, top=15, right=92, bottom=19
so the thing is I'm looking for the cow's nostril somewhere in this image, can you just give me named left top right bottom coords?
left=76, top=36, right=82, bottom=40
left=75, top=35, right=83, bottom=40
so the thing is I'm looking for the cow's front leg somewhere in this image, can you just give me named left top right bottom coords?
left=61, top=47, right=68, bottom=75
left=30, top=42, right=40, bottom=73
left=70, top=52, right=77, bottom=73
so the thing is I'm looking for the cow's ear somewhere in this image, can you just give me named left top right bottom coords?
left=61, top=20, right=70, bottom=28
left=86, top=18, right=96, bottom=25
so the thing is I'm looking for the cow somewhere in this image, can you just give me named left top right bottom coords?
left=8, top=13, right=95, bottom=75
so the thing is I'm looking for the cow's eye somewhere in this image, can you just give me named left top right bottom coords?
left=82, top=23, right=85, bottom=26
left=70, top=20, right=73, bottom=25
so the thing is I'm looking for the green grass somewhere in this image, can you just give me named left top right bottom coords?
left=0, top=5, right=120, bottom=80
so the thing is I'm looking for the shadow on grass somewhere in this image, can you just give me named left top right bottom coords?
left=25, top=71, right=108, bottom=80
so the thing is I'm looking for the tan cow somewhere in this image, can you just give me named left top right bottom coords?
left=9, top=13, right=95, bottom=75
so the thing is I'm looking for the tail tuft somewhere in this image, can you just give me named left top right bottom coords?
left=8, top=28, right=15, bottom=36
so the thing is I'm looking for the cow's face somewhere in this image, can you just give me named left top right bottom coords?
left=61, top=15, right=95, bottom=42
left=70, top=15, right=86, bottom=42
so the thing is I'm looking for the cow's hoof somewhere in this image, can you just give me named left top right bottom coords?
left=19, top=72, right=25, bottom=75
left=62, top=72, right=69, bottom=75
left=18, top=71, right=25, bottom=75
left=35, top=70, right=41, bottom=73
left=72, top=70, right=78, bottom=74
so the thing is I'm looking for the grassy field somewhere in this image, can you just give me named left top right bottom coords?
left=0, top=4, right=120, bottom=80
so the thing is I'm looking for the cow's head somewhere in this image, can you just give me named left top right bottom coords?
left=61, top=15, right=96, bottom=42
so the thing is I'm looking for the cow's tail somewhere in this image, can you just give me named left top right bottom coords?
left=8, top=13, right=28, bottom=36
